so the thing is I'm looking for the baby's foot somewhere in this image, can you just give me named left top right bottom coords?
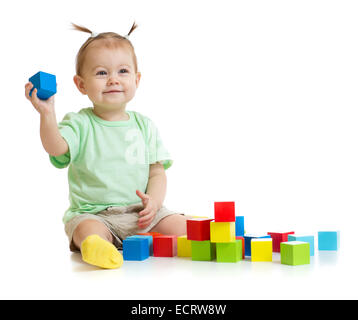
left=80, top=234, right=123, bottom=269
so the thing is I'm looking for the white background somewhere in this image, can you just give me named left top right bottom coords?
left=0, top=0, right=357, bottom=299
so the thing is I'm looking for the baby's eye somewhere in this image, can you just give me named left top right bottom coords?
left=96, top=70, right=107, bottom=76
left=119, top=68, right=129, bottom=74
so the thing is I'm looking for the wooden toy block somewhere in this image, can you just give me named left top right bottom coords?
left=251, top=238, right=273, bottom=262
left=288, top=234, right=315, bottom=256
left=128, top=235, right=153, bottom=255
left=214, top=202, right=235, bottom=222
left=29, top=71, right=57, bottom=100
left=191, top=240, right=216, bottom=261
left=216, top=239, right=242, bottom=263
left=123, top=237, right=150, bottom=261
left=267, top=231, right=295, bottom=252
left=318, top=231, right=339, bottom=251
left=236, top=236, right=245, bottom=259
left=186, top=218, right=213, bottom=241
left=280, top=241, right=310, bottom=266
left=147, top=232, right=163, bottom=237
left=177, top=235, right=191, bottom=257
left=137, top=232, right=163, bottom=237
left=210, top=221, right=235, bottom=243
left=235, top=216, right=244, bottom=236
left=243, top=234, right=271, bottom=256
left=153, top=235, right=177, bottom=257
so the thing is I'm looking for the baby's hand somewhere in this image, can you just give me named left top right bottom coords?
left=25, top=82, right=55, bottom=116
left=136, top=190, right=158, bottom=229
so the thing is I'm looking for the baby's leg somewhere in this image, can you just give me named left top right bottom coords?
left=72, top=219, right=113, bottom=248
left=149, top=214, right=189, bottom=236
left=72, top=219, right=123, bottom=269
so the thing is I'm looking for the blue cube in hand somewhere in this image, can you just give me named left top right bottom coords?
left=29, top=71, right=57, bottom=100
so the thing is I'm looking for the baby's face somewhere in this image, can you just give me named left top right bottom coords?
left=74, top=42, right=140, bottom=111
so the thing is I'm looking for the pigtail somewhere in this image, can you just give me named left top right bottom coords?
left=71, top=23, right=93, bottom=36
left=72, top=21, right=139, bottom=76
left=127, top=21, right=138, bottom=37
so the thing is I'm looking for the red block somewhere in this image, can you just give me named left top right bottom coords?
left=214, top=202, right=235, bottom=222
left=267, top=231, right=295, bottom=252
left=236, top=236, right=245, bottom=259
left=186, top=218, right=213, bottom=241
left=153, top=235, right=177, bottom=257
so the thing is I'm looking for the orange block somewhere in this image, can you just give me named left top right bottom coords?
left=137, top=232, right=163, bottom=238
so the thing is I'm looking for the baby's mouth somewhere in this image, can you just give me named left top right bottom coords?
left=103, top=90, right=124, bottom=94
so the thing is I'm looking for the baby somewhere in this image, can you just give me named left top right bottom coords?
left=25, top=22, right=188, bottom=269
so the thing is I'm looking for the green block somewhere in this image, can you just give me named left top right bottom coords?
left=280, top=241, right=310, bottom=266
left=216, top=240, right=242, bottom=263
left=191, top=240, right=216, bottom=261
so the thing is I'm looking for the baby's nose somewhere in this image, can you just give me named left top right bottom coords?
left=107, top=75, right=120, bottom=85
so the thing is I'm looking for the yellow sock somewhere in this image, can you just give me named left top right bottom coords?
left=80, top=234, right=123, bottom=269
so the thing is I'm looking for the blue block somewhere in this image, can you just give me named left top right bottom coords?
left=235, top=216, right=244, bottom=237
left=29, top=71, right=57, bottom=100
left=127, top=235, right=153, bottom=256
left=318, top=231, right=339, bottom=251
left=243, top=234, right=271, bottom=256
left=288, top=234, right=315, bottom=256
left=123, top=237, right=150, bottom=261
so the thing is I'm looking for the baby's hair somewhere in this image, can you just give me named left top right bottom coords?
left=71, top=22, right=139, bottom=76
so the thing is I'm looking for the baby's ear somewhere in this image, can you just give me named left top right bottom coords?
left=73, top=75, right=87, bottom=95
left=135, top=72, right=141, bottom=88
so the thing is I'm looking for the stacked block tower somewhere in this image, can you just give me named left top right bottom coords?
left=211, top=202, right=242, bottom=263
left=187, top=218, right=215, bottom=261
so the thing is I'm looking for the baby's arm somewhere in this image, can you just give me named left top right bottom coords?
left=145, top=162, right=167, bottom=209
left=136, top=162, right=167, bottom=229
left=25, top=82, right=68, bottom=156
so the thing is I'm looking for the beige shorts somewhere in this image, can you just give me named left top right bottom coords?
left=64, top=203, right=183, bottom=252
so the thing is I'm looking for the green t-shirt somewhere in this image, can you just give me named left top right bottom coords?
left=50, top=107, right=173, bottom=223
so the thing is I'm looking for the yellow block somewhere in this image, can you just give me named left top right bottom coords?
left=210, top=222, right=235, bottom=243
left=177, top=235, right=192, bottom=257
left=251, top=238, right=272, bottom=262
